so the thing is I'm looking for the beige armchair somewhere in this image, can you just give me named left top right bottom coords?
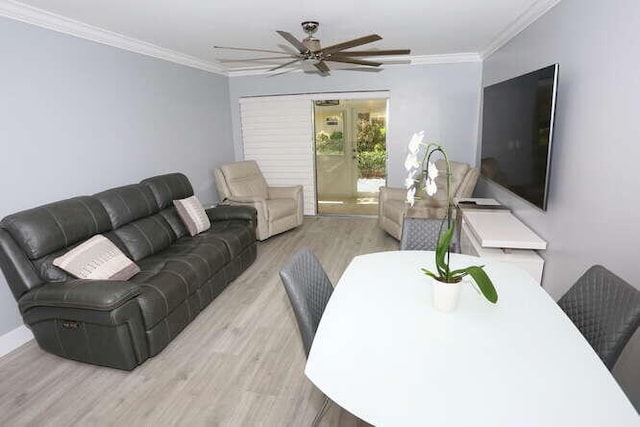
left=214, top=160, right=303, bottom=241
left=378, top=160, right=480, bottom=240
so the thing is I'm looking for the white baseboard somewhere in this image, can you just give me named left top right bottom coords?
left=0, top=325, right=34, bottom=358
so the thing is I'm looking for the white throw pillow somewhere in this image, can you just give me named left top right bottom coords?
left=174, top=195, right=211, bottom=236
left=53, top=235, right=140, bottom=280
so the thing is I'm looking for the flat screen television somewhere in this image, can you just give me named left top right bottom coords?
left=480, top=64, right=559, bottom=210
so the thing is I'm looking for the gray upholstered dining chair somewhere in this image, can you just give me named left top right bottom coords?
left=558, top=265, right=640, bottom=370
left=279, top=248, right=334, bottom=425
left=400, top=217, right=459, bottom=252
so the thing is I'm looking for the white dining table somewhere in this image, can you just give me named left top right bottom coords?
left=305, top=251, right=639, bottom=426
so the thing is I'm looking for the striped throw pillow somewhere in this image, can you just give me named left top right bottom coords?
left=53, top=235, right=140, bottom=280
left=174, top=196, right=211, bottom=236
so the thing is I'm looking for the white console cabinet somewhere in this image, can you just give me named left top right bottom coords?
left=458, top=208, right=546, bottom=284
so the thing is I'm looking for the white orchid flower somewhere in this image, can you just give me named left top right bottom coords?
left=404, top=153, right=420, bottom=171
left=408, top=131, right=424, bottom=154
left=425, top=178, right=438, bottom=196
left=406, top=187, right=416, bottom=206
left=427, top=161, right=439, bottom=180
left=404, top=177, right=416, bottom=189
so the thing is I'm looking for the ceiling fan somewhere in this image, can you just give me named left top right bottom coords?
left=214, top=21, right=411, bottom=74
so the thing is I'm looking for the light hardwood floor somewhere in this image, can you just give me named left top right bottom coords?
left=0, top=216, right=398, bottom=426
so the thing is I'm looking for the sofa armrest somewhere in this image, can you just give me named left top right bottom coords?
left=267, top=185, right=302, bottom=199
left=206, top=205, right=257, bottom=224
left=379, top=186, right=408, bottom=202
left=19, top=280, right=141, bottom=312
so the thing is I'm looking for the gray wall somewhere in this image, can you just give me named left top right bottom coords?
left=228, top=62, right=483, bottom=188
left=476, top=0, right=640, bottom=407
left=0, top=17, right=234, bottom=335
left=478, top=0, right=640, bottom=298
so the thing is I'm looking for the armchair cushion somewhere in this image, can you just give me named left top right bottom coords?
left=268, top=185, right=302, bottom=199
left=220, top=161, right=268, bottom=199
left=267, top=199, right=297, bottom=221
left=383, top=199, right=406, bottom=227
left=19, top=280, right=141, bottom=312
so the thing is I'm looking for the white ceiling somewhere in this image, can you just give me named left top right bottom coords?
left=5, top=0, right=560, bottom=74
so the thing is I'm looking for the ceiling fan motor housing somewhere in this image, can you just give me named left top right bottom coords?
left=301, top=21, right=321, bottom=53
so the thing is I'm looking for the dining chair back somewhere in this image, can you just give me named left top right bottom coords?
left=558, top=265, right=640, bottom=370
left=279, top=248, right=334, bottom=357
left=400, top=217, right=459, bottom=252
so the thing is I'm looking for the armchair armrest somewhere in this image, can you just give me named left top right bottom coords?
left=267, top=185, right=302, bottom=199
left=206, top=205, right=257, bottom=224
left=225, top=195, right=265, bottom=203
left=19, top=280, right=141, bottom=312
left=379, top=186, right=408, bottom=202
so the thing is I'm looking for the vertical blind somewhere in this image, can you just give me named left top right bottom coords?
left=239, top=97, right=316, bottom=215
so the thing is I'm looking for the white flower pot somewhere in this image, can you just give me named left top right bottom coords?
left=432, top=279, right=462, bottom=313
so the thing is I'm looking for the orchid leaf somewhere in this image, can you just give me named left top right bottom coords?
left=421, top=268, right=439, bottom=280
left=459, top=265, right=498, bottom=303
left=435, top=224, right=455, bottom=277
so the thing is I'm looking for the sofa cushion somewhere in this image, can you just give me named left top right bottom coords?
left=94, top=184, right=159, bottom=229
left=114, top=214, right=176, bottom=261
left=0, top=197, right=111, bottom=260
left=197, top=221, right=256, bottom=259
left=131, top=237, right=231, bottom=328
left=174, top=196, right=211, bottom=236
left=53, top=235, right=140, bottom=281
left=158, top=207, right=189, bottom=239
left=266, top=198, right=297, bottom=221
left=141, top=173, right=194, bottom=210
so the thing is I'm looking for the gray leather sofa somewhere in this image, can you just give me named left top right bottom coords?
left=0, top=173, right=257, bottom=370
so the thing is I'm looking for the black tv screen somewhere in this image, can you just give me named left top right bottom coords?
left=480, top=64, right=559, bottom=210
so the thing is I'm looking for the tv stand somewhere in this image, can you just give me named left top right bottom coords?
left=457, top=200, right=546, bottom=283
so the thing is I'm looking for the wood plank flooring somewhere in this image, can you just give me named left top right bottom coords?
left=0, top=216, right=398, bottom=426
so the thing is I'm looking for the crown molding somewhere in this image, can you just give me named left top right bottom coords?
left=0, top=0, right=226, bottom=75
left=1, top=0, right=559, bottom=77
left=409, top=53, right=482, bottom=65
left=480, top=0, right=562, bottom=59
left=227, top=53, right=482, bottom=77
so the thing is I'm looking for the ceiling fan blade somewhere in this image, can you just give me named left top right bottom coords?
left=331, top=49, right=411, bottom=57
left=217, top=56, right=295, bottom=62
left=326, top=57, right=382, bottom=67
left=314, top=61, right=331, bottom=74
left=276, top=31, right=308, bottom=53
left=269, top=58, right=303, bottom=72
left=321, top=34, right=382, bottom=54
left=214, top=46, right=291, bottom=55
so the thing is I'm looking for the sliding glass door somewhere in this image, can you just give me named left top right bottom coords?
left=314, top=98, right=388, bottom=216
